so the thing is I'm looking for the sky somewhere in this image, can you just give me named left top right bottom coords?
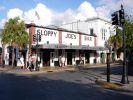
left=0, top=0, right=133, bottom=28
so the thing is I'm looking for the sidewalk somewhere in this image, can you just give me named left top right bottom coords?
left=0, top=63, right=120, bottom=75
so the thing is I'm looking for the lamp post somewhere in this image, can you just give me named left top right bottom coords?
left=120, top=5, right=129, bottom=84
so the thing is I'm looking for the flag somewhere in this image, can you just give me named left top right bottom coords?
left=35, top=11, right=40, bottom=20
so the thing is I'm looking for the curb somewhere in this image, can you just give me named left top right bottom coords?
left=6, top=67, right=78, bottom=75
left=95, top=79, right=132, bottom=92
left=0, top=63, right=120, bottom=75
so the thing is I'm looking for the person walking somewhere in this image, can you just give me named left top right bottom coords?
left=27, top=55, right=32, bottom=70
left=20, top=56, right=24, bottom=69
left=32, top=55, right=37, bottom=71
left=61, top=56, right=65, bottom=67
left=59, top=55, right=62, bottom=67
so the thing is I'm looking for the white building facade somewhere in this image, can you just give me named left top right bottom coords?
left=25, top=16, right=115, bottom=67
left=61, top=16, right=116, bottom=64
left=1, top=16, right=116, bottom=67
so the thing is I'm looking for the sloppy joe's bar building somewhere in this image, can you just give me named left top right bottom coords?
left=27, top=23, right=108, bottom=67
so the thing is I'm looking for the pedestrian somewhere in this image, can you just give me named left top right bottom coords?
left=59, top=55, right=62, bottom=67
left=5, top=54, right=9, bottom=65
left=20, top=56, right=24, bottom=69
left=32, top=54, right=36, bottom=71
left=80, top=56, right=83, bottom=64
left=36, top=56, right=40, bottom=71
left=61, top=56, right=65, bottom=67
left=27, top=55, right=32, bottom=69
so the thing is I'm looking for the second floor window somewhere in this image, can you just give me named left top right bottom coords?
left=90, top=28, right=93, bottom=35
left=101, top=28, right=106, bottom=40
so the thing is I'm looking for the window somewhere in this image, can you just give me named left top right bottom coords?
left=90, top=37, right=92, bottom=41
left=101, top=28, right=106, bottom=40
left=47, top=41, right=49, bottom=44
left=90, top=28, right=93, bottom=35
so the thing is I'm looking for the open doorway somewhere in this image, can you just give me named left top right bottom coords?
left=67, top=52, right=72, bottom=65
left=85, top=53, right=90, bottom=63
left=43, top=52, right=50, bottom=66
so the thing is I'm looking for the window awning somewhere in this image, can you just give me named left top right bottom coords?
left=32, top=44, right=108, bottom=51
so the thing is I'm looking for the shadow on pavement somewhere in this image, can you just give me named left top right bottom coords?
left=0, top=72, right=133, bottom=100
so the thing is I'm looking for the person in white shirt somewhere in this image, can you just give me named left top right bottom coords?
left=20, top=56, right=24, bottom=69
left=61, top=56, right=65, bottom=67
left=59, top=56, right=62, bottom=67
left=5, top=54, right=9, bottom=65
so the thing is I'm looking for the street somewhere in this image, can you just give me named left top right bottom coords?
left=0, top=64, right=133, bottom=100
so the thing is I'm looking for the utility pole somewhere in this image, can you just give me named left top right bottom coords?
left=35, top=33, right=41, bottom=71
left=111, top=4, right=129, bottom=84
left=35, top=33, right=38, bottom=71
left=120, top=5, right=129, bottom=84
left=107, top=53, right=110, bottom=82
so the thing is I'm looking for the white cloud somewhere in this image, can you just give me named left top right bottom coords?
left=24, top=3, right=53, bottom=26
left=4, top=1, right=100, bottom=26
left=75, top=1, right=97, bottom=20
left=7, top=8, right=23, bottom=19
left=0, top=19, right=6, bottom=28
left=98, top=0, right=133, bottom=17
left=1, top=0, right=133, bottom=28
left=52, top=9, right=75, bottom=25
left=96, top=6, right=110, bottom=17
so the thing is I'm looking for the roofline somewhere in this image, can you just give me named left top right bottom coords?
left=85, top=16, right=111, bottom=23
left=26, top=23, right=97, bottom=37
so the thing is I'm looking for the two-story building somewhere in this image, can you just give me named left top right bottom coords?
left=1, top=16, right=116, bottom=67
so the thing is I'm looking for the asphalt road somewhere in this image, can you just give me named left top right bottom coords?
left=0, top=64, right=133, bottom=100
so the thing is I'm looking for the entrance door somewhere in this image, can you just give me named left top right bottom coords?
left=9, top=52, right=12, bottom=65
left=85, top=53, right=90, bottom=63
left=101, top=53, right=104, bottom=63
left=67, top=52, right=72, bottom=65
left=43, top=52, right=50, bottom=66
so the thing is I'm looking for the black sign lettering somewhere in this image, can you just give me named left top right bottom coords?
left=54, top=32, right=56, bottom=37
left=84, top=36, right=92, bottom=41
left=65, top=34, right=76, bottom=39
left=36, top=29, right=57, bottom=37
left=37, top=30, right=41, bottom=35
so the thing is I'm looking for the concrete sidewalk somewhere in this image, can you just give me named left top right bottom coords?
left=0, top=63, right=122, bottom=78
left=0, top=63, right=120, bottom=75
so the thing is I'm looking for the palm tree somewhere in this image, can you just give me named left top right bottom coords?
left=108, top=18, right=133, bottom=60
left=1, top=17, right=29, bottom=67
left=108, top=27, right=123, bottom=60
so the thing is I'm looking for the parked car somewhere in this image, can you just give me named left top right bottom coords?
left=127, top=54, right=133, bottom=75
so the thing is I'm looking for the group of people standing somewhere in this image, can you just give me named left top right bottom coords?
left=17, top=54, right=40, bottom=71
left=28, top=54, right=40, bottom=71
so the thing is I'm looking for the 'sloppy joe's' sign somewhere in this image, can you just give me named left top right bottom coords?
left=62, top=32, right=79, bottom=45
left=35, top=27, right=59, bottom=44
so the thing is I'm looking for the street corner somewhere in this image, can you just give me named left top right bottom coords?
left=95, top=78, right=132, bottom=92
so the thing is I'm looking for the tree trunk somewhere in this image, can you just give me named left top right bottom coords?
left=11, top=47, right=15, bottom=68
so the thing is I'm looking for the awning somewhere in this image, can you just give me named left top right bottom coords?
left=32, top=44, right=108, bottom=51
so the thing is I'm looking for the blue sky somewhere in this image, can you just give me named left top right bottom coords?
left=0, top=0, right=132, bottom=27
left=0, top=0, right=98, bottom=19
